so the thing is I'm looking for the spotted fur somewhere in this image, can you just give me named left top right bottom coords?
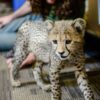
left=10, top=18, right=94, bottom=100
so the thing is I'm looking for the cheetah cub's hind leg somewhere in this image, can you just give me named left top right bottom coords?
left=10, top=46, right=28, bottom=87
left=10, top=31, right=28, bottom=87
left=33, top=61, right=51, bottom=91
left=75, top=70, right=94, bottom=100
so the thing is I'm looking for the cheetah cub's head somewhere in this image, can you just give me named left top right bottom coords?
left=45, top=18, right=86, bottom=60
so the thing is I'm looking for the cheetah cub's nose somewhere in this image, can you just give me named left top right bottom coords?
left=57, top=51, right=69, bottom=60
left=58, top=51, right=65, bottom=55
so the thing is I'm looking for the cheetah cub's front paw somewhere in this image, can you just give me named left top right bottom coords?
left=85, top=96, right=94, bottom=100
left=11, top=80, right=21, bottom=87
left=42, top=84, right=51, bottom=92
left=85, top=93, right=94, bottom=100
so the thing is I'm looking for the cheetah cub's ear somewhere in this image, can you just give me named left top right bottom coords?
left=45, top=20, right=54, bottom=31
left=72, top=18, right=86, bottom=36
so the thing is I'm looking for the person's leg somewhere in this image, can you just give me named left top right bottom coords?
left=0, top=14, right=43, bottom=51
left=0, top=32, right=16, bottom=51
left=0, top=14, right=43, bottom=33
left=0, top=15, right=31, bottom=50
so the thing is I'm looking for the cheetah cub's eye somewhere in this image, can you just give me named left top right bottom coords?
left=53, top=40, right=57, bottom=44
left=65, top=40, right=72, bottom=44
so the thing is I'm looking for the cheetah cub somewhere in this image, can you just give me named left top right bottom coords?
left=10, top=18, right=94, bottom=100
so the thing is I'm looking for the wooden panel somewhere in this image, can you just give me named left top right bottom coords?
left=87, top=0, right=100, bottom=37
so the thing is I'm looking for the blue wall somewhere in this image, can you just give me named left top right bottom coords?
left=13, top=0, right=26, bottom=11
